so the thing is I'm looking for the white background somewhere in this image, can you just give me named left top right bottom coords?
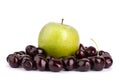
left=0, top=0, right=120, bottom=80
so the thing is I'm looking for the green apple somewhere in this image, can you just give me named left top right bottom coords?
left=38, top=20, right=79, bottom=58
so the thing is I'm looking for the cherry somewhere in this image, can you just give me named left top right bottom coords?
left=99, top=50, right=105, bottom=56
left=63, top=56, right=76, bottom=71
left=25, top=45, right=38, bottom=57
left=34, top=55, right=47, bottom=71
left=75, top=50, right=87, bottom=59
left=37, top=48, right=46, bottom=55
left=85, top=46, right=97, bottom=57
left=102, top=52, right=113, bottom=68
left=7, top=54, right=20, bottom=68
left=76, top=58, right=91, bottom=71
left=49, top=59, right=63, bottom=72
left=22, top=57, right=34, bottom=70
left=91, top=56, right=105, bottom=71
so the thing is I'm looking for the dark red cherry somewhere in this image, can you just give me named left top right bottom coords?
left=101, top=52, right=113, bottom=68
left=85, top=46, right=97, bottom=57
left=102, top=52, right=111, bottom=58
left=25, top=45, right=38, bottom=57
left=75, top=50, right=87, bottom=59
left=92, top=56, right=105, bottom=71
left=63, top=56, right=76, bottom=71
left=22, top=57, right=34, bottom=70
left=76, top=58, right=91, bottom=71
left=49, top=59, right=63, bottom=72
left=104, top=57, right=113, bottom=68
left=7, top=54, right=20, bottom=68
left=34, top=55, right=47, bottom=71
left=37, top=48, right=46, bottom=55
left=99, top=50, right=105, bottom=56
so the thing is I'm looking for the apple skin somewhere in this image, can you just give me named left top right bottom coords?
left=38, top=22, right=79, bottom=58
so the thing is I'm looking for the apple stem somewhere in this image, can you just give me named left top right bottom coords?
left=91, top=38, right=99, bottom=56
left=61, top=18, right=64, bottom=24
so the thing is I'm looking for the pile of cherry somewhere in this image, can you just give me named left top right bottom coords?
left=6, top=44, right=113, bottom=72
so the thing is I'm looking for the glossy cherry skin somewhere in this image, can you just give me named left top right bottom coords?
left=49, top=59, right=63, bottom=72
left=7, top=54, right=20, bottom=68
left=37, top=48, right=46, bottom=55
left=99, top=50, right=105, bottom=56
left=90, top=56, right=105, bottom=71
left=75, top=50, right=87, bottom=59
left=76, top=58, right=91, bottom=71
left=25, top=45, right=38, bottom=57
left=34, top=55, right=47, bottom=71
left=63, top=56, right=76, bottom=71
left=22, top=57, right=34, bottom=70
left=101, top=52, right=113, bottom=68
left=104, top=57, right=113, bottom=68
left=85, top=46, right=97, bottom=57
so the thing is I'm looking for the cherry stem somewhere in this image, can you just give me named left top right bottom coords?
left=61, top=18, right=64, bottom=24
left=91, top=38, right=99, bottom=56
